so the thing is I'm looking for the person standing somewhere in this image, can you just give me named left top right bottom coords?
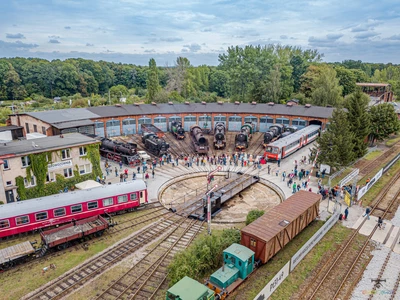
left=363, top=207, right=371, bottom=220
left=267, top=165, right=271, bottom=175
left=292, top=182, right=297, bottom=194
left=132, top=172, right=136, bottom=180
left=344, top=207, right=349, bottom=220
left=119, top=161, right=123, bottom=170
left=377, top=216, right=383, bottom=229
left=115, top=167, right=118, bottom=177
left=277, top=158, right=281, bottom=167
left=152, top=169, right=155, bottom=178
left=282, top=171, right=286, bottom=182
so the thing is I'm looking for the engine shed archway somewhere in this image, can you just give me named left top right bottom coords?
left=168, top=116, right=182, bottom=130
left=198, top=115, right=212, bottom=131
left=94, top=121, right=105, bottom=137
left=184, top=115, right=197, bottom=131
left=309, top=120, right=323, bottom=128
left=228, top=116, right=242, bottom=131
left=259, top=116, right=274, bottom=132
left=244, top=115, right=258, bottom=132
left=138, top=117, right=152, bottom=133
left=122, top=118, right=136, bottom=135
left=153, top=116, right=167, bottom=132
left=291, top=118, right=307, bottom=129
left=213, top=115, right=226, bottom=128
left=106, top=120, right=121, bottom=137
left=275, top=117, right=290, bottom=126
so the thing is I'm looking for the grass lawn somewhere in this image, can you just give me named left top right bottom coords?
left=364, top=150, right=383, bottom=161
left=385, top=135, right=400, bottom=147
left=323, top=167, right=354, bottom=186
left=230, top=220, right=330, bottom=299
left=360, top=160, right=400, bottom=207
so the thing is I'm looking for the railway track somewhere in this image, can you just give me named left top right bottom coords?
left=297, top=171, right=400, bottom=300
left=23, top=197, right=206, bottom=300
left=95, top=219, right=204, bottom=299
left=356, top=144, right=400, bottom=176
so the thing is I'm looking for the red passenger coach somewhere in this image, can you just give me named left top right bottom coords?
left=264, top=125, right=320, bottom=160
left=0, top=181, right=147, bottom=239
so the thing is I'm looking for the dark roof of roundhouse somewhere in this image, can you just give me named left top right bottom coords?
left=25, top=108, right=100, bottom=123
left=86, top=103, right=334, bottom=119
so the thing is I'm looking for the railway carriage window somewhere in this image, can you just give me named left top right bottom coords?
left=35, top=212, right=48, bottom=221
left=16, top=216, right=29, bottom=225
left=103, top=198, right=113, bottom=206
left=0, top=220, right=10, bottom=228
left=250, top=238, right=257, bottom=247
left=118, top=195, right=128, bottom=203
left=130, top=193, right=137, bottom=201
left=3, top=159, right=9, bottom=170
left=88, top=202, right=98, bottom=210
left=229, top=256, right=236, bottom=264
left=54, top=208, right=66, bottom=217
left=71, top=204, right=82, bottom=213
left=79, top=146, right=87, bottom=156
left=238, top=261, right=242, bottom=267
left=61, top=149, right=71, bottom=159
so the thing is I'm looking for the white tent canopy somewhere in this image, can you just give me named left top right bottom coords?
left=75, top=180, right=103, bottom=190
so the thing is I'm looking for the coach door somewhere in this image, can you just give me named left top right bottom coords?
left=139, top=190, right=146, bottom=205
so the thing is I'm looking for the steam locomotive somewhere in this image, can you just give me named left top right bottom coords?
left=213, top=122, right=226, bottom=149
left=99, top=138, right=141, bottom=165
left=142, top=132, right=169, bottom=156
left=235, top=123, right=253, bottom=150
left=171, top=121, right=185, bottom=140
left=262, top=124, right=298, bottom=147
left=190, top=125, right=209, bottom=154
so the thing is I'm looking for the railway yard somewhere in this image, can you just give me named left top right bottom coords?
left=1, top=130, right=400, bottom=300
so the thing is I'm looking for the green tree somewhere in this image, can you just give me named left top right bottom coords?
left=209, top=70, right=230, bottom=97
left=316, top=109, right=355, bottom=168
left=312, top=67, right=343, bottom=107
left=109, top=84, right=129, bottom=101
left=335, top=66, right=357, bottom=96
left=246, top=209, right=265, bottom=225
left=290, top=55, right=307, bottom=93
left=146, top=58, right=160, bottom=103
left=0, top=107, right=12, bottom=123
left=369, top=103, right=400, bottom=144
left=345, top=89, right=370, bottom=158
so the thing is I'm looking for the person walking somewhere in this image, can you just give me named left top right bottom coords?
left=137, top=166, right=140, bottom=174
left=363, top=207, right=371, bottom=220
left=119, top=173, right=123, bottom=182
left=277, top=158, right=281, bottom=167
left=377, top=216, right=383, bottom=229
left=132, top=172, right=136, bottom=180
left=267, top=165, right=271, bottom=175
left=344, top=207, right=349, bottom=220
left=115, top=167, right=118, bottom=177
left=119, top=161, right=123, bottom=170
left=145, top=172, right=149, bottom=180
left=292, top=182, right=297, bottom=194
left=282, top=171, right=286, bottom=182
left=152, top=169, right=155, bottom=178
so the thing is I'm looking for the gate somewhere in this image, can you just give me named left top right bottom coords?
left=94, top=121, right=105, bottom=137
left=154, top=116, right=167, bottom=132
left=244, top=115, right=258, bottom=132
left=138, top=117, right=152, bottom=133
left=184, top=115, right=197, bottom=131
left=228, top=116, right=242, bottom=131
left=213, top=115, right=226, bottom=128
left=198, top=115, right=212, bottom=131
left=275, top=117, right=290, bottom=126
left=122, top=118, right=136, bottom=135
left=259, top=116, right=274, bottom=132
left=291, top=118, right=307, bottom=129
left=106, top=119, right=121, bottom=137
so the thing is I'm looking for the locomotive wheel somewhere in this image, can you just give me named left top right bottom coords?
left=57, top=242, right=69, bottom=251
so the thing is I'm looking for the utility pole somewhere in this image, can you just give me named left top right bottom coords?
left=206, top=184, right=218, bottom=235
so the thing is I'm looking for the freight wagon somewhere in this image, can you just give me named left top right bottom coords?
left=240, top=190, right=321, bottom=264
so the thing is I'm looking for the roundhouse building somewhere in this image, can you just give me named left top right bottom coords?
left=9, top=102, right=334, bottom=138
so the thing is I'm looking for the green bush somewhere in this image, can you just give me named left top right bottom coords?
left=246, top=209, right=265, bottom=225
left=167, top=228, right=240, bottom=286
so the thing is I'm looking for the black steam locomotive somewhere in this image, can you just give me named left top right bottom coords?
left=235, top=123, right=253, bottom=150
left=142, top=132, right=169, bottom=156
left=190, top=125, right=209, bottom=154
left=99, top=138, right=141, bottom=165
left=213, top=122, right=226, bottom=149
left=262, top=124, right=298, bottom=147
left=171, top=121, right=185, bottom=140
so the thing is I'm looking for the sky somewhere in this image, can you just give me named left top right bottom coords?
left=1, top=0, right=400, bottom=66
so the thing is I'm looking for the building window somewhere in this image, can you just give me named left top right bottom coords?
left=88, top=202, right=98, bottom=210
left=25, top=123, right=30, bottom=134
left=6, top=181, right=12, bottom=186
left=3, top=159, right=9, bottom=170
left=42, top=126, right=46, bottom=135
left=118, top=195, right=128, bottom=203
left=54, top=208, right=66, bottom=217
left=24, top=176, right=35, bottom=187
left=21, top=156, right=31, bottom=167
left=103, top=198, right=113, bottom=206
left=79, top=164, right=91, bottom=175
left=46, top=172, right=55, bottom=182
left=250, top=238, right=257, bottom=247
left=33, top=124, right=37, bottom=132
left=63, top=168, right=73, bottom=178
left=130, top=193, right=137, bottom=201
left=71, top=204, right=82, bottom=213
left=0, top=220, right=10, bottom=228
left=61, top=149, right=71, bottom=159
left=16, top=216, right=29, bottom=225
left=79, top=146, right=87, bottom=156
left=35, top=212, right=48, bottom=221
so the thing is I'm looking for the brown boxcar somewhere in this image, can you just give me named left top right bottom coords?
left=241, top=191, right=321, bottom=264
left=41, top=215, right=109, bottom=249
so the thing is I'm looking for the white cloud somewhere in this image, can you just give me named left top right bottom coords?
left=6, top=33, right=25, bottom=39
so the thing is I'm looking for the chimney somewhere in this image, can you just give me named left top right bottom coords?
left=251, top=101, right=257, bottom=105
left=201, top=101, right=206, bottom=105
left=151, top=102, right=157, bottom=105
left=134, top=103, right=140, bottom=106
left=234, top=101, right=240, bottom=105
left=305, top=104, right=311, bottom=108
left=168, top=101, right=173, bottom=105
left=217, top=101, right=223, bottom=105
left=268, top=102, right=275, bottom=106
left=185, top=101, right=190, bottom=105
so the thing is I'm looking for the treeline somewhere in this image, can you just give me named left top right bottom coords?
left=1, top=45, right=400, bottom=106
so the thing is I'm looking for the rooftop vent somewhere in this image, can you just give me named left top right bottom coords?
left=151, top=102, right=157, bottom=105
left=305, top=104, right=312, bottom=108
left=168, top=101, right=173, bottom=105
left=185, top=101, right=190, bottom=105
left=251, top=101, right=257, bottom=105
left=234, top=101, right=240, bottom=105
left=115, top=104, right=121, bottom=107
left=279, top=220, right=290, bottom=227
left=201, top=101, right=207, bottom=105
left=286, top=102, right=293, bottom=107
left=217, top=101, right=223, bottom=105
left=134, top=103, right=140, bottom=106
left=268, top=102, right=275, bottom=106
left=326, top=104, right=333, bottom=108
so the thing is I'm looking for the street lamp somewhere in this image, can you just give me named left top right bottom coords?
left=206, top=184, right=218, bottom=235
